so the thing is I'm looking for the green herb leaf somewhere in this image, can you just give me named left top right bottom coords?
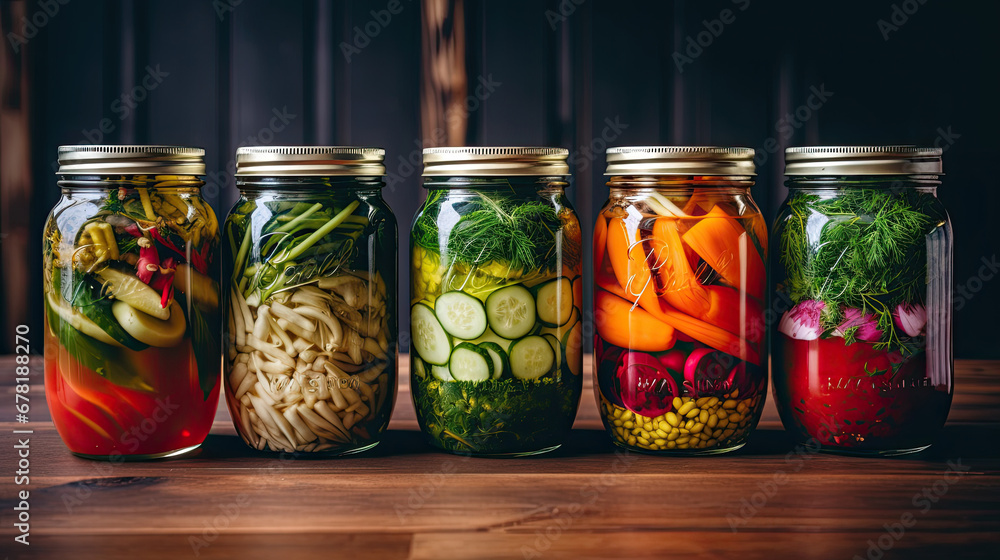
left=44, top=295, right=154, bottom=392
left=184, top=296, right=221, bottom=400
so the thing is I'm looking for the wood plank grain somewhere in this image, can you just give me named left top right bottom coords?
left=1, top=357, right=997, bottom=559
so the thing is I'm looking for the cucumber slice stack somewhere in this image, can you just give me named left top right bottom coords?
left=412, top=278, right=583, bottom=383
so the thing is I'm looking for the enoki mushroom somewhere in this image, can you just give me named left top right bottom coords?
left=226, top=272, right=390, bottom=453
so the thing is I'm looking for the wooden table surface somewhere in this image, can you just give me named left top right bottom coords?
left=1, top=356, right=998, bottom=559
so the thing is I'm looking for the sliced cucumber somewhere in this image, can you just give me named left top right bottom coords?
left=564, top=321, right=583, bottom=376
left=431, top=364, right=453, bottom=381
left=46, top=293, right=124, bottom=347
left=413, top=355, right=427, bottom=379
left=112, top=300, right=186, bottom=348
left=486, top=284, right=536, bottom=339
left=540, top=307, right=579, bottom=341
left=448, top=343, right=492, bottom=382
left=478, top=341, right=509, bottom=380
left=411, top=302, right=452, bottom=365
left=534, top=277, right=574, bottom=327
left=509, top=335, right=555, bottom=380
left=434, top=290, right=487, bottom=340
left=469, top=328, right=515, bottom=353
left=572, top=276, right=583, bottom=310
left=542, top=333, right=562, bottom=373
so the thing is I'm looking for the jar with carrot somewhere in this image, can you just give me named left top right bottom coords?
left=593, top=147, right=767, bottom=455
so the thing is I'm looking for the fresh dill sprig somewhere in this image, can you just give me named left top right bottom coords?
left=777, top=187, right=944, bottom=351
left=413, top=189, right=564, bottom=273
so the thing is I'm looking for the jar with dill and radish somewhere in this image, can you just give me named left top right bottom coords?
left=410, top=147, right=583, bottom=456
left=772, top=146, right=952, bottom=456
left=43, top=146, right=221, bottom=459
left=593, top=147, right=768, bottom=455
left=224, top=147, right=397, bottom=455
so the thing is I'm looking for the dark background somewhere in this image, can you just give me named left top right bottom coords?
left=2, top=0, right=997, bottom=358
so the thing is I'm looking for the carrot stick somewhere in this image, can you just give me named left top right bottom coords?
left=681, top=206, right=765, bottom=300
left=651, top=218, right=710, bottom=317
left=595, top=290, right=675, bottom=352
left=596, top=272, right=760, bottom=365
left=593, top=212, right=608, bottom=265
left=703, top=284, right=765, bottom=344
left=605, top=215, right=670, bottom=320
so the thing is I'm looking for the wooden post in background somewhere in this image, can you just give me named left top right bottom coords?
left=1, top=0, right=33, bottom=353
left=420, top=0, right=467, bottom=147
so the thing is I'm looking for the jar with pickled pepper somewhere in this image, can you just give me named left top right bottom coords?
left=410, top=147, right=584, bottom=456
left=43, top=146, right=222, bottom=459
left=224, top=147, right=397, bottom=454
left=593, top=147, right=767, bottom=455
left=772, top=146, right=952, bottom=455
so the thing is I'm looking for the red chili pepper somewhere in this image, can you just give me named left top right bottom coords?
left=189, top=242, right=209, bottom=275
left=150, top=228, right=184, bottom=257
left=150, top=257, right=177, bottom=308
left=136, top=243, right=160, bottom=284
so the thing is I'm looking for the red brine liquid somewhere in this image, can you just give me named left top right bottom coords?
left=772, top=335, right=951, bottom=454
left=44, top=323, right=219, bottom=458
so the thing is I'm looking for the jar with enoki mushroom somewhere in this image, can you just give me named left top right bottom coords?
left=223, top=147, right=397, bottom=454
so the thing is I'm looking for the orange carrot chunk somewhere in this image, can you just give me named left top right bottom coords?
left=681, top=205, right=765, bottom=300
left=651, top=218, right=711, bottom=317
left=596, top=275, right=760, bottom=365
left=595, top=290, right=676, bottom=352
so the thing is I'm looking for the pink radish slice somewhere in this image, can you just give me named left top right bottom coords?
left=617, top=352, right=680, bottom=417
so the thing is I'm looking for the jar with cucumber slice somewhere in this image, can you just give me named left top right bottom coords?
left=43, top=146, right=221, bottom=459
left=410, top=147, right=583, bottom=456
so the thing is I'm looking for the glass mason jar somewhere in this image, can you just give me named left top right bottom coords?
left=224, top=147, right=397, bottom=454
left=43, top=146, right=222, bottom=459
left=410, top=147, right=583, bottom=456
left=593, top=147, right=768, bottom=455
left=772, top=146, right=953, bottom=455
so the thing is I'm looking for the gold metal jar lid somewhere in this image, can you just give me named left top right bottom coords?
left=604, top=146, right=756, bottom=176
left=784, top=146, right=943, bottom=176
left=235, top=146, right=386, bottom=176
left=57, top=145, right=206, bottom=176
left=421, top=147, right=570, bottom=176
